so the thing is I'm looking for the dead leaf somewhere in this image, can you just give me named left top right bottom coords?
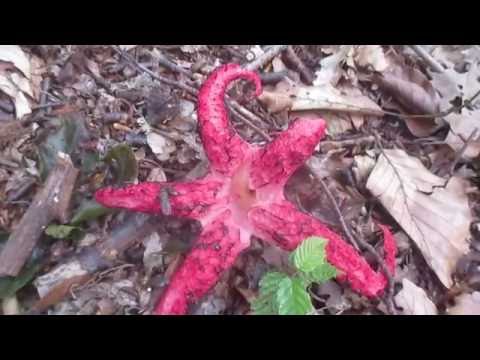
left=371, top=51, right=440, bottom=137
left=147, top=132, right=176, bottom=162
left=443, top=109, right=480, bottom=159
left=353, top=45, right=389, bottom=72
left=395, top=279, right=437, bottom=315
left=352, top=152, right=376, bottom=183
left=313, top=46, right=352, bottom=86
left=447, top=292, right=480, bottom=315
left=366, top=149, right=472, bottom=288
left=430, top=62, right=480, bottom=110
left=119, top=45, right=138, bottom=51
left=0, top=46, right=41, bottom=119
left=0, top=46, right=31, bottom=78
left=0, top=76, right=31, bottom=119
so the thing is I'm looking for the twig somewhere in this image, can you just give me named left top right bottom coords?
left=0, top=153, right=79, bottom=276
left=409, top=45, right=445, bottom=73
left=113, top=45, right=272, bottom=142
left=243, top=45, right=288, bottom=71
left=445, top=128, right=479, bottom=185
left=112, top=46, right=198, bottom=96
left=319, top=136, right=375, bottom=152
left=283, top=46, right=315, bottom=85
left=308, top=163, right=397, bottom=314
left=156, top=51, right=195, bottom=79
left=28, top=213, right=160, bottom=313
left=309, top=170, right=360, bottom=251
left=229, top=105, right=272, bottom=141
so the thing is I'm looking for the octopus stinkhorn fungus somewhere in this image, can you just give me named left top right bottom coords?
left=95, top=63, right=396, bottom=315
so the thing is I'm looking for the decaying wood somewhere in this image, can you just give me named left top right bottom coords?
left=0, top=153, right=79, bottom=276
left=29, top=213, right=159, bottom=312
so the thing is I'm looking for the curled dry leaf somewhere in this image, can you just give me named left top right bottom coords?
left=358, top=47, right=440, bottom=137
left=258, top=79, right=382, bottom=135
left=366, top=149, right=472, bottom=288
left=447, top=292, right=480, bottom=315
left=394, top=279, right=437, bottom=315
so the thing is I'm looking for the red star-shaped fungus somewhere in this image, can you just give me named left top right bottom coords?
left=95, top=63, right=396, bottom=315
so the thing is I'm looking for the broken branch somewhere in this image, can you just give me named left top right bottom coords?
left=0, top=153, right=79, bottom=276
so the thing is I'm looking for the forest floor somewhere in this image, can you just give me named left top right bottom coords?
left=1, top=45, right=480, bottom=315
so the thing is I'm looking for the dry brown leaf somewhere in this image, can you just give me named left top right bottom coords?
left=369, top=51, right=440, bottom=137
left=366, top=149, right=472, bottom=288
left=395, top=279, right=437, bottom=315
left=0, top=46, right=39, bottom=119
left=0, top=45, right=31, bottom=78
left=313, top=46, right=352, bottom=86
left=293, top=83, right=383, bottom=115
left=353, top=45, right=389, bottom=72
left=430, top=62, right=480, bottom=110
left=443, top=110, right=480, bottom=159
left=447, top=292, right=480, bottom=315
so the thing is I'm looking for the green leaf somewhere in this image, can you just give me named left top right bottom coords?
left=251, top=272, right=287, bottom=315
left=38, top=117, right=88, bottom=180
left=104, top=144, right=138, bottom=183
left=276, top=276, right=314, bottom=315
left=45, top=224, right=79, bottom=239
left=292, top=236, right=328, bottom=273
left=306, top=263, right=337, bottom=283
left=71, top=199, right=111, bottom=225
left=0, top=246, right=44, bottom=300
left=81, top=152, right=101, bottom=175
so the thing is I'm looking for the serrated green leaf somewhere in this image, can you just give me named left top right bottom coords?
left=306, top=263, right=337, bottom=283
left=71, top=199, right=111, bottom=225
left=302, top=263, right=338, bottom=283
left=276, top=276, right=314, bottom=315
left=292, top=236, right=328, bottom=273
left=45, top=224, right=79, bottom=239
left=251, top=294, right=277, bottom=315
left=104, top=144, right=138, bottom=183
left=251, top=272, right=287, bottom=315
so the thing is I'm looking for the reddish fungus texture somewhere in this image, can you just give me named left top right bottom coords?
left=95, top=63, right=396, bottom=315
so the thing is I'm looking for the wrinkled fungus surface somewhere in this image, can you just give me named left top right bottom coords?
left=95, top=63, right=396, bottom=315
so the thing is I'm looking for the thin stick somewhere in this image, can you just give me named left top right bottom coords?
left=310, top=170, right=360, bottom=252
left=309, top=165, right=396, bottom=314
left=409, top=45, right=445, bottom=73
left=444, top=128, right=479, bottom=187
left=284, top=46, right=315, bottom=85
left=112, top=45, right=272, bottom=142
left=112, top=46, right=198, bottom=96
left=244, top=45, right=288, bottom=71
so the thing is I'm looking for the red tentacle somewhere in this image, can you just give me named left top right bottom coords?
left=154, top=210, right=248, bottom=314
left=197, top=63, right=262, bottom=175
left=249, top=201, right=397, bottom=297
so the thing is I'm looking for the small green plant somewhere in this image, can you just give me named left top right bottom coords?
left=251, top=236, right=338, bottom=315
